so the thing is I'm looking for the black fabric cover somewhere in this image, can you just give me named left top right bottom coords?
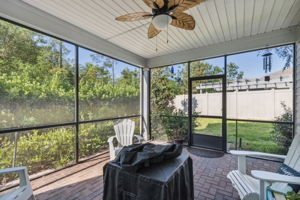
left=277, top=163, right=300, bottom=192
left=112, top=143, right=183, bottom=172
left=103, top=143, right=193, bottom=200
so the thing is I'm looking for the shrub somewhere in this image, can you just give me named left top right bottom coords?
left=271, top=102, right=293, bottom=153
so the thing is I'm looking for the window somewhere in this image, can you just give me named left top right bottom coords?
left=0, top=20, right=76, bottom=129
left=226, top=45, right=293, bottom=121
left=79, top=117, right=140, bottom=159
left=190, top=57, right=224, bottom=77
left=226, top=45, right=294, bottom=154
left=0, top=19, right=141, bottom=185
left=79, top=48, right=140, bottom=120
left=150, top=45, right=294, bottom=154
left=150, top=64, right=188, bottom=141
left=0, top=126, right=75, bottom=184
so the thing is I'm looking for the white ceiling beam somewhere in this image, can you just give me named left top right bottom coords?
left=147, top=26, right=300, bottom=68
left=0, top=0, right=146, bottom=67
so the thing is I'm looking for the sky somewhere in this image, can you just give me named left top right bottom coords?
left=64, top=43, right=138, bottom=79
left=196, top=47, right=291, bottom=79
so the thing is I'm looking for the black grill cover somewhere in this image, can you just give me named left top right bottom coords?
left=103, top=143, right=194, bottom=200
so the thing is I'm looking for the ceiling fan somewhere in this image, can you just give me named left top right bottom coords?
left=115, top=0, right=205, bottom=39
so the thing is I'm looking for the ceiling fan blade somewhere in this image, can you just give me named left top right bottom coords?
left=168, top=0, right=183, bottom=10
left=115, top=12, right=152, bottom=22
left=155, top=0, right=165, bottom=8
left=143, top=0, right=164, bottom=9
left=143, top=0, right=156, bottom=9
left=171, top=0, right=205, bottom=12
left=171, top=12, right=195, bottom=30
left=148, top=23, right=161, bottom=39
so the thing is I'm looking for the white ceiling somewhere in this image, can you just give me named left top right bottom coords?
left=22, top=0, right=300, bottom=59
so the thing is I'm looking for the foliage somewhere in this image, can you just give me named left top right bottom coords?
left=151, top=68, right=178, bottom=114
left=271, top=103, right=293, bottom=152
left=150, top=66, right=187, bottom=140
left=182, top=61, right=244, bottom=93
left=0, top=20, right=140, bottom=127
left=286, top=191, right=300, bottom=200
left=275, top=46, right=293, bottom=70
left=161, top=110, right=189, bottom=140
left=79, top=122, right=114, bottom=157
left=0, top=20, right=140, bottom=103
left=0, top=127, right=75, bottom=178
left=227, top=62, right=244, bottom=81
left=0, top=21, right=41, bottom=72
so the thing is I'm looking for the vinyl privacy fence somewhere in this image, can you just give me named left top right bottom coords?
left=174, top=89, right=293, bottom=120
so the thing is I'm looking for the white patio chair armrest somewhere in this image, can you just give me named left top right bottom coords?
left=251, top=170, right=300, bottom=185
left=0, top=167, right=30, bottom=186
left=133, top=134, right=144, bottom=143
left=230, top=150, right=286, bottom=159
left=230, top=150, right=285, bottom=174
left=0, top=166, right=27, bottom=174
left=108, top=136, right=118, bottom=160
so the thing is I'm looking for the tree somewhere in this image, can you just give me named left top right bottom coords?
left=151, top=68, right=178, bottom=114
left=0, top=20, right=41, bottom=73
left=275, top=46, right=293, bottom=70
left=182, top=61, right=244, bottom=93
left=227, top=62, right=244, bottom=81
left=117, top=68, right=139, bottom=88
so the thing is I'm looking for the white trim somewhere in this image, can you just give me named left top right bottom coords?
left=142, top=69, right=150, bottom=140
left=147, top=26, right=300, bottom=68
left=0, top=0, right=146, bottom=67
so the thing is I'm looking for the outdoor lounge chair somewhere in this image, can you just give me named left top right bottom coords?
left=108, top=119, right=144, bottom=160
left=0, top=166, right=35, bottom=200
left=227, top=132, right=300, bottom=200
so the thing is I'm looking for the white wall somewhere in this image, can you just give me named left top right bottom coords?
left=174, top=89, right=293, bottom=120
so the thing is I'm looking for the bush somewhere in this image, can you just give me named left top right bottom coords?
left=160, top=110, right=189, bottom=141
left=271, top=103, right=293, bottom=153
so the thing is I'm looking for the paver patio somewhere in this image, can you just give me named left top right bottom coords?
left=31, top=147, right=281, bottom=200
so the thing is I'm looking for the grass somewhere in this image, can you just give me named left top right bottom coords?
left=194, top=118, right=287, bottom=154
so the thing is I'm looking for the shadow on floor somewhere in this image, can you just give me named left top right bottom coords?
left=186, top=147, right=225, bottom=158
left=35, top=176, right=103, bottom=200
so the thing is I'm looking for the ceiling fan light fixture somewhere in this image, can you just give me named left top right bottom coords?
left=152, top=14, right=172, bottom=30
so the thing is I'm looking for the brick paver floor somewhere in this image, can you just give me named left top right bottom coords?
left=32, top=147, right=281, bottom=200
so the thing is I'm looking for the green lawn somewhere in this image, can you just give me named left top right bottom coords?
left=193, top=118, right=287, bottom=154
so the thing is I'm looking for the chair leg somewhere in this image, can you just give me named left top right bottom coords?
left=259, top=180, right=267, bottom=200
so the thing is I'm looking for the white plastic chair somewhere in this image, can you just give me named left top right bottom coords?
left=0, top=166, right=35, bottom=200
left=108, top=119, right=144, bottom=160
left=227, top=133, right=300, bottom=200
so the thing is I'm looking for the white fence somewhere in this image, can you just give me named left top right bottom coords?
left=173, top=89, right=293, bottom=120
left=197, top=77, right=293, bottom=91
